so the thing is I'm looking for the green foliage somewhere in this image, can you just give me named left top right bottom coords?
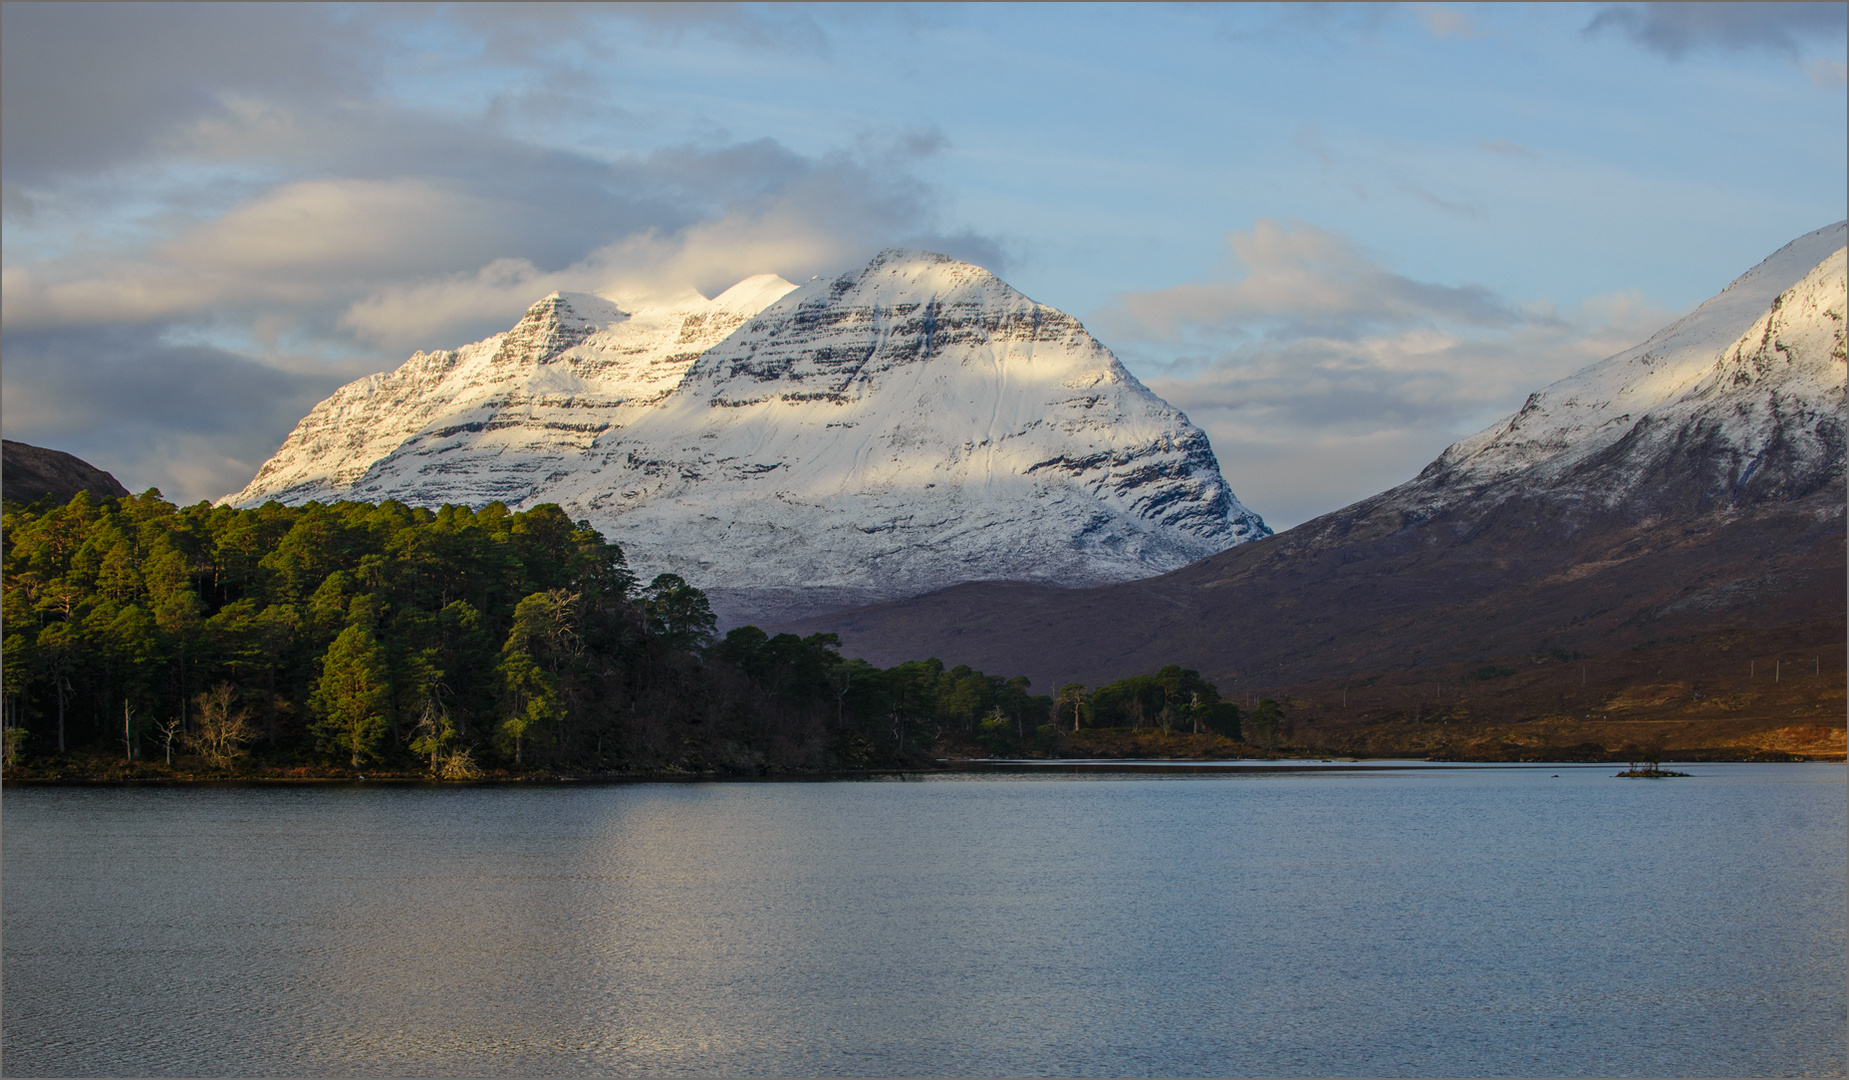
left=495, top=645, right=561, bottom=766
left=1086, top=665, right=1239, bottom=738
left=310, top=624, right=392, bottom=766
left=1, top=493, right=645, bottom=770
left=2, top=723, right=27, bottom=767
left=0, top=490, right=1112, bottom=773
left=976, top=709, right=1013, bottom=755
left=1054, top=684, right=1088, bottom=731
left=1470, top=665, right=1517, bottom=681
left=641, top=574, right=716, bottom=650
left=1244, top=698, right=1285, bottom=748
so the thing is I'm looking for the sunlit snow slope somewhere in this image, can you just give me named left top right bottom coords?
left=1393, top=221, right=1847, bottom=521
left=228, top=275, right=798, bottom=510
left=231, top=250, right=1269, bottom=624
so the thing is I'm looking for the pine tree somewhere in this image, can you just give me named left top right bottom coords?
left=310, top=624, right=391, bottom=767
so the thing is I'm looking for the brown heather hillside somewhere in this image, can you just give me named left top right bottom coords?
left=784, top=490, right=1843, bottom=699
left=1242, top=620, right=1845, bottom=761
left=2, top=440, right=130, bottom=505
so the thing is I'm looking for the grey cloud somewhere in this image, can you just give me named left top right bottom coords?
left=0, top=4, right=832, bottom=201
left=0, top=4, right=845, bottom=187
left=0, top=326, right=363, bottom=501
left=1099, top=219, right=1527, bottom=349
left=1156, top=353, right=1484, bottom=433
left=1585, top=2, right=1848, bottom=60
left=0, top=2, right=1006, bottom=497
left=0, top=3, right=370, bottom=184
left=1481, top=139, right=1536, bottom=158
left=1107, top=222, right=1678, bottom=529
left=1399, top=184, right=1485, bottom=220
left=2, top=328, right=327, bottom=436
left=443, top=2, right=834, bottom=62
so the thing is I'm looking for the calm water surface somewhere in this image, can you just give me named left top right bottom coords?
left=3, top=763, right=1844, bottom=1077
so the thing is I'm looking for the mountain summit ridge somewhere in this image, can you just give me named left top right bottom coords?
left=230, top=249, right=1268, bottom=624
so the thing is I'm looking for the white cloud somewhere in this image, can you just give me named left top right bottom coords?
left=1414, top=5, right=1484, bottom=40
left=2, top=179, right=530, bottom=333
left=0, top=84, right=1001, bottom=498
left=1098, top=220, right=1678, bottom=528
left=1806, top=58, right=1848, bottom=87
left=338, top=259, right=575, bottom=352
left=338, top=136, right=1007, bottom=351
left=1100, top=218, right=1526, bottom=345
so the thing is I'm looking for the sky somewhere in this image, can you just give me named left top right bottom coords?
left=3, top=2, right=1845, bottom=529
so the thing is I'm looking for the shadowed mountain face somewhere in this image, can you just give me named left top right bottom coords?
left=2, top=441, right=130, bottom=505
left=784, top=225, right=1848, bottom=695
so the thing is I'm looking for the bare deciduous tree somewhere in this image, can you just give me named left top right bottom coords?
left=438, top=746, right=482, bottom=781
left=409, top=698, right=455, bottom=774
left=159, top=715, right=184, bottom=766
left=189, top=683, right=254, bottom=769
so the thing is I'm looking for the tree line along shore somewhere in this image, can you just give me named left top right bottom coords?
left=2, top=491, right=1290, bottom=782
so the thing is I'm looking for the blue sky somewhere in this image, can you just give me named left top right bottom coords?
left=3, top=2, right=1844, bottom=527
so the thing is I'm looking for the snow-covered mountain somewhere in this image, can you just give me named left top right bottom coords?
left=1388, top=221, right=1847, bottom=524
left=787, top=223, right=1848, bottom=693
left=230, top=250, right=1269, bottom=624
left=231, top=274, right=800, bottom=510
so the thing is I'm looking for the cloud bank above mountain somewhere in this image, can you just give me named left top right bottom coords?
left=1102, top=221, right=1676, bottom=526
left=1, top=3, right=1842, bottom=522
left=0, top=6, right=1001, bottom=500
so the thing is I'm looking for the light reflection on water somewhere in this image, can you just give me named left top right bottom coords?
left=3, top=764, right=1844, bottom=1077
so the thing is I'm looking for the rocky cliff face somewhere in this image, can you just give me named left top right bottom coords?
left=230, top=250, right=1269, bottom=624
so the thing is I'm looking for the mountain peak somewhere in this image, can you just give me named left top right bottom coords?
left=499, top=292, right=630, bottom=366
left=786, top=223, right=1849, bottom=699
left=229, top=253, right=1267, bottom=624
left=1379, top=223, right=1847, bottom=526
left=865, top=247, right=958, bottom=270
left=710, top=273, right=799, bottom=312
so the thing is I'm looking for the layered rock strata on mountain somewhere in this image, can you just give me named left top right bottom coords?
left=229, top=275, right=800, bottom=510
left=230, top=250, right=1270, bottom=623
left=2, top=440, right=131, bottom=505
left=787, top=224, right=1849, bottom=693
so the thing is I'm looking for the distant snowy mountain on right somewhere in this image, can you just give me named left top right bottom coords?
left=1392, top=220, right=1845, bottom=524
left=788, top=222, right=1847, bottom=761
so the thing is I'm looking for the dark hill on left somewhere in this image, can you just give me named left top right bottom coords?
left=2, top=441, right=130, bottom=505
